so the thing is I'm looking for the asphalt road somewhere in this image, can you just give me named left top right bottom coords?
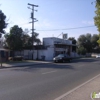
left=0, top=58, right=100, bottom=100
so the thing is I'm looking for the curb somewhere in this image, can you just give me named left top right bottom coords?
left=54, top=73, right=100, bottom=100
left=1, top=62, right=52, bottom=69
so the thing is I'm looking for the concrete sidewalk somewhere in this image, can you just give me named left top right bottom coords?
left=0, top=60, right=52, bottom=68
left=55, top=74, right=100, bottom=100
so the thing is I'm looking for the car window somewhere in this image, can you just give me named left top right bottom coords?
left=57, top=54, right=64, bottom=57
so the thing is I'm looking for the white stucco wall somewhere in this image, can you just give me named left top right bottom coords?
left=15, top=50, right=34, bottom=59
left=33, top=47, right=54, bottom=61
left=15, top=51, right=24, bottom=56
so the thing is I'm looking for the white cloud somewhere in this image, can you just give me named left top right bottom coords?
left=82, top=20, right=94, bottom=25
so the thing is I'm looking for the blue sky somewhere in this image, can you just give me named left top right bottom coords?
left=0, top=0, right=98, bottom=41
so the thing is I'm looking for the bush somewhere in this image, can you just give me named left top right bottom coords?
left=77, top=46, right=87, bottom=55
left=8, top=56, right=23, bottom=61
left=13, top=56, right=23, bottom=61
left=8, top=57, right=13, bottom=61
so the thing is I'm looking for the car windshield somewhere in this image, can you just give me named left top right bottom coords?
left=57, top=54, right=64, bottom=57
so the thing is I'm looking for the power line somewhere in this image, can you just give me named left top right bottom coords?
left=14, top=24, right=96, bottom=31
left=36, top=25, right=96, bottom=31
left=18, top=22, right=30, bottom=26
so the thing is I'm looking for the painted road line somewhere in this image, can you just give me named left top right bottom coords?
left=54, top=73, right=100, bottom=100
left=42, top=70, right=57, bottom=75
left=93, top=62, right=99, bottom=63
left=78, top=64, right=85, bottom=67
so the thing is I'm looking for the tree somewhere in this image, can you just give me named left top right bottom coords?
left=33, top=32, right=41, bottom=45
left=68, top=37, right=77, bottom=44
left=91, top=34, right=99, bottom=48
left=4, top=25, right=41, bottom=50
left=0, top=37, right=4, bottom=47
left=77, top=33, right=100, bottom=53
left=4, top=25, right=23, bottom=50
left=77, top=33, right=92, bottom=53
left=22, top=33, right=33, bottom=49
left=0, top=10, right=8, bottom=37
left=84, top=33, right=92, bottom=53
left=77, top=46, right=87, bottom=55
left=94, top=0, right=100, bottom=32
left=22, top=32, right=41, bottom=49
left=94, top=0, right=100, bottom=47
left=77, top=34, right=86, bottom=46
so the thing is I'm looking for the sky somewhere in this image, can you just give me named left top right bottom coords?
left=0, top=0, right=98, bottom=41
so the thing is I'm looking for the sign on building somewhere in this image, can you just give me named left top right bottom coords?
left=62, top=33, right=68, bottom=40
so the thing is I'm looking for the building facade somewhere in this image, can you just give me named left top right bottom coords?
left=0, top=48, right=10, bottom=62
left=33, top=37, right=77, bottom=60
left=14, top=37, right=78, bottom=61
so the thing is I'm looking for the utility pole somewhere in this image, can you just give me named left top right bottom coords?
left=28, top=3, right=38, bottom=60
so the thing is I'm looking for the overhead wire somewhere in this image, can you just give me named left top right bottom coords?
left=36, top=25, right=95, bottom=31
left=13, top=22, right=96, bottom=32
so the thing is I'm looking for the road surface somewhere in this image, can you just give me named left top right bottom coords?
left=0, top=58, right=100, bottom=100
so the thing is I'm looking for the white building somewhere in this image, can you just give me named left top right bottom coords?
left=15, top=37, right=78, bottom=61
left=33, top=37, right=77, bottom=60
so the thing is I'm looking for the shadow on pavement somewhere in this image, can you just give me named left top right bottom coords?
left=11, top=63, right=75, bottom=72
left=72, top=58, right=99, bottom=63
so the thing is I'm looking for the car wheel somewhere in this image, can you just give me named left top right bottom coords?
left=62, top=60, right=65, bottom=63
left=69, top=60, right=71, bottom=63
left=54, top=60, right=56, bottom=63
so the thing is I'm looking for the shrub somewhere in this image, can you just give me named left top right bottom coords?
left=77, top=46, right=87, bottom=55
left=8, top=57, right=13, bottom=61
left=13, top=56, right=23, bottom=61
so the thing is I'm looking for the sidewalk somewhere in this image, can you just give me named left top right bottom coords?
left=0, top=60, right=52, bottom=68
left=55, top=74, right=100, bottom=100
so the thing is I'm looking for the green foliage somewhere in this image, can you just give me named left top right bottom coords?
left=22, top=32, right=41, bottom=49
left=0, top=10, right=8, bottom=35
left=4, top=25, right=23, bottom=50
left=91, top=34, right=99, bottom=48
left=94, top=0, right=100, bottom=32
left=77, top=46, right=87, bottom=55
left=77, top=33, right=100, bottom=53
left=68, top=37, right=77, bottom=44
left=77, top=33, right=92, bottom=53
left=32, top=32, right=41, bottom=45
left=4, top=25, right=41, bottom=50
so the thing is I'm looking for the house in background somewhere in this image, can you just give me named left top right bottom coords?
left=0, top=38, right=11, bottom=62
left=0, top=48, right=10, bottom=62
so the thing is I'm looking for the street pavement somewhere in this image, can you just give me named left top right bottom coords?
left=0, top=58, right=100, bottom=100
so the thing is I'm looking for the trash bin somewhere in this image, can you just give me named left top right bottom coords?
left=41, top=55, right=45, bottom=61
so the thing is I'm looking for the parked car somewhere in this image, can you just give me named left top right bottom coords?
left=96, top=54, right=100, bottom=58
left=53, top=54, right=72, bottom=63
